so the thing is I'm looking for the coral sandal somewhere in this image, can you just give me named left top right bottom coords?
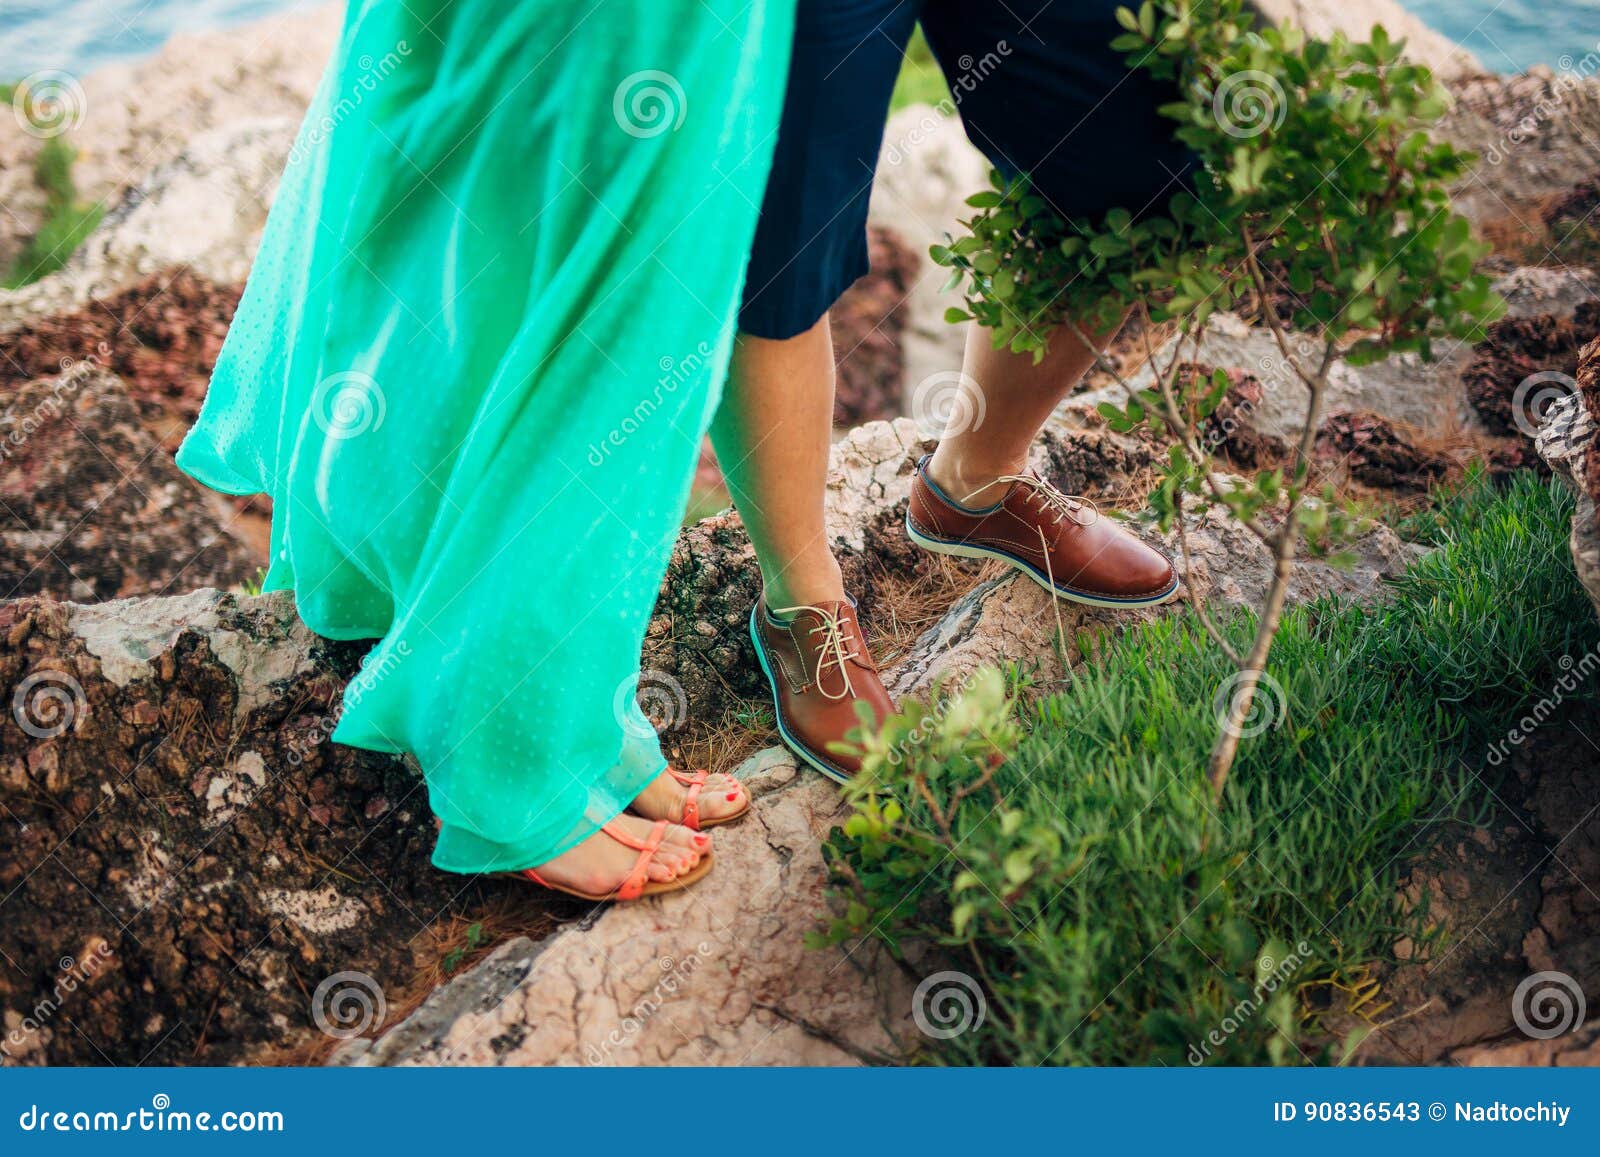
left=669, top=767, right=750, bottom=830
left=516, top=819, right=714, bottom=902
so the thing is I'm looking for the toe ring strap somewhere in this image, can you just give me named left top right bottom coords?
left=668, top=767, right=710, bottom=831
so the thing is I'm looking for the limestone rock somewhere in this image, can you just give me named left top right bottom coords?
left=0, top=3, right=339, bottom=269
left=0, top=270, right=241, bottom=454
left=0, top=367, right=258, bottom=602
left=336, top=747, right=915, bottom=1067
left=0, top=119, right=294, bottom=334
left=1463, top=303, right=1600, bottom=438
left=1441, top=71, right=1600, bottom=227
left=1535, top=372, right=1600, bottom=624
left=1080, top=269, right=1599, bottom=444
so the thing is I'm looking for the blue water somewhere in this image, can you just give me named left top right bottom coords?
left=0, top=0, right=315, bottom=77
left=0, top=0, right=1593, bottom=77
left=1407, top=0, right=1599, bottom=73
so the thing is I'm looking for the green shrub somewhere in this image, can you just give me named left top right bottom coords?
left=931, top=1, right=1504, bottom=797
left=818, top=474, right=1597, bottom=1065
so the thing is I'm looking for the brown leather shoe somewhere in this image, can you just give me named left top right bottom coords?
left=748, top=597, right=895, bottom=784
left=907, top=455, right=1179, bottom=607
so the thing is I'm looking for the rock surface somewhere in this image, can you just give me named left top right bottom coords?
left=0, top=119, right=294, bottom=334
left=1, top=367, right=258, bottom=602
left=0, top=588, right=489, bottom=1065
left=830, top=226, right=920, bottom=426
left=1, top=271, right=241, bottom=454
left=1463, top=302, right=1600, bottom=438
left=1535, top=342, right=1600, bottom=622
left=1352, top=700, right=1600, bottom=1065
left=0, top=4, right=338, bottom=270
left=1076, top=270, right=1599, bottom=447
left=1441, top=70, right=1600, bottom=228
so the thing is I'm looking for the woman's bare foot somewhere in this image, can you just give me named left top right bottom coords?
left=628, top=768, right=747, bottom=827
left=525, top=814, right=709, bottom=896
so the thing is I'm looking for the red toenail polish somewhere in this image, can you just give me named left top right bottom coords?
left=726, top=791, right=740, bottom=801
left=694, top=834, right=709, bottom=845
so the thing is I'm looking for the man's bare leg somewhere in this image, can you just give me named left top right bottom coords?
left=924, top=314, right=1124, bottom=504
left=709, top=315, right=846, bottom=608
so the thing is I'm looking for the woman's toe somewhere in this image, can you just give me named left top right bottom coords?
left=661, top=823, right=705, bottom=851
left=644, top=858, right=679, bottom=883
left=705, top=778, right=745, bottom=818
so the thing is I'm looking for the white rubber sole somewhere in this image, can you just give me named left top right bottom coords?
left=747, top=607, right=854, bottom=787
left=905, top=516, right=1180, bottom=609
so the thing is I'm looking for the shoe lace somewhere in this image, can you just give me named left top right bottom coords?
left=966, top=474, right=1099, bottom=528
left=771, top=604, right=860, bottom=701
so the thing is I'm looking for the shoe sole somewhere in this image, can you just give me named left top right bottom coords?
left=905, top=515, right=1181, bottom=609
left=747, top=606, right=855, bottom=787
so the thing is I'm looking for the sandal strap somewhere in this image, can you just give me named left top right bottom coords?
left=601, top=818, right=669, bottom=901
left=669, top=767, right=710, bottom=830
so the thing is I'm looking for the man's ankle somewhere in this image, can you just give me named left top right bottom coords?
left=762, top=570, right=848, bottom=620
left=924, top=450, right=1027, bottom=510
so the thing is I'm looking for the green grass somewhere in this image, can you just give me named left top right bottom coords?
left=889, top=26, right=951, bottom=113
left=819, top=473, right=1598, bottom=1065
left=1, top=80, right=103, bottom=289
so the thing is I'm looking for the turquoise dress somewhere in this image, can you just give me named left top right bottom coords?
left=177, top=0, right=794, bottom=873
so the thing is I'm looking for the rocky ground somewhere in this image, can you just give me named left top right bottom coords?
left=1, top=0, right=1598, bottom=1067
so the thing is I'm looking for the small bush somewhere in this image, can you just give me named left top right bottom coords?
left=818, top=474, right=1597, bottom=1065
